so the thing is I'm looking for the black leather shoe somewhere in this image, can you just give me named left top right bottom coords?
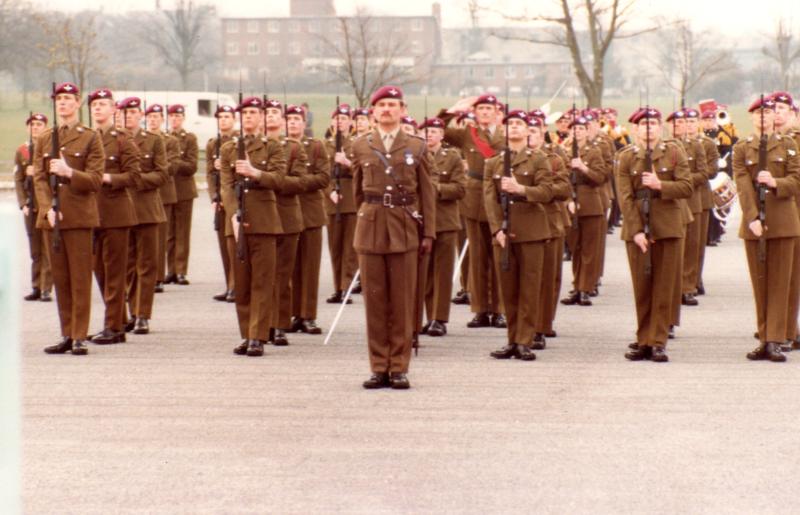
left=40, top=290, right=52, bottom=302
left=176, top=274, right=190, bottom=285
left=326, top=291, right=343, bottom=303
left=753, top=331, right=760, bottom=340
left=233, top=340, right=249, bottom=355
left=389, top=372, right=410, bottom=389
left=467, top=312, right=491, bottom=328
left=490, top=343, right=519, bottom=359
left=226, top=291, right=236, bottom=302
left=24, top=288, right=41, bottom=301
left=44, top=337, right=73, bottom=354
left=133, top=318, right=150, bottom=335
left=766, top=342, right=786, bottom=362
left=427, top=320, right=447, bottom=337
left=792, top=339, right=800, bottom=351
left=213, top=290, right=229, bottom=301
left=651, top=346, right=669, bottom=362
left=124, top=318, right=136, bottom=333
left=420, top=321, right=431, bottom=335
left=154, top=282, right=164, bottom=293
left=681, top=293, right=698, bottom=306
left=491, top=313, right=507, bottom=328
left=164, top=274, right=177, bottom=284
left=578, top=292, right=592, bottom=306
left=352, top=280, right=362, bottom=294
left=625, top=346, right=652, bottom=361
left=272, top=329, right=289, bottom=346
left=531, top=333, right=546, bottom=350
left=747, top=344, right=768, bottom=361
left=668, top=325, right=675, bottom=339
left=71, top=340, right=88, bottom=355
left=589, top=288, right=599, bottom=297
left=246, top=339, right=264, bottom=357
left=696, top=283, right=705, bottom=296
left=301, top=320, right=322, bottom=335
left=90, top=328, right=125, bottom=345
left=287, top=317, right=303, bottom=333
left=560, top=291, right=579, bottom=305
left=545, top=330, right=557, bottom=338
left=780, top=340, right=794, bottom=353
left=517, top=345, right=537, bottom=361
left=563, top=249, right=572, bottom=261
left=363, top=373, right=390, bottom=389
left=451, top=290, right=470, bottom=305
left=628, top=342, right=640, bottom=350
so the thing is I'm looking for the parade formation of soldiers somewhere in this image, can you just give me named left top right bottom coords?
left=16, top=80, right=800, bottom=389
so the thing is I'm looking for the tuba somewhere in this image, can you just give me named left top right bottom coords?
left=709, top=170, right=737, bottom=224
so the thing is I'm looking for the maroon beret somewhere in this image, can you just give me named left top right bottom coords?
left=119, top=97, right=142, bottom=110
left=684, top=108, right=699, bottom=119
left=331, top=104, right=351, bottom=118
left=771, top=91, right=794, bottom=105
left=264, top=99, right=283, bottom=111
left=528, top=109, right=546, bottom=120
left=473, top=93, right=499, bottom=107
left=456, top=111, right=475, bottom=123
left=503, top=109, right=529, bottom=124
left=748, top=96, right=776, bottom=113
left=630, top=107, right=662, bottom=124
left=167, top=104, right=185, bottom=115
left=627, top=108, right=643, bottom=124
left=370, top=85, right=404, bottom=106
left=285, top=104, right=305, bottom=119
left=87, top=88, right=113, bottom=105
left=26, top=113, right=48, bottom=125
left=51, top=82, right=79, bottom=99
left=401, top=116, right=417, bottom=128
left=601, top=107, right=618, bottom=115
left=215, top=105, right=235, bottom=118
left=568, top=116, right=589, bottom=129
left=665, top=110, right=685, bottom=122
left=528, top=117, right=546, bottom=129
left=566, top=107, right=581, bottom=118
left=793, top=102, right=800, bottom=114
left=238, top=96, right=264, bottom=111
left=419, top=117, right=445, bottom=130
left=580, top=109, right=599, bottom=122
left=700, top=110, right=716, bottom=120
left=352, top=107, right=371, bottom=119
left=144, top=103, right=164, bottom=115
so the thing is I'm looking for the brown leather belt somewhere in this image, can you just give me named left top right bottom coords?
left=364, top=193, right=417, bottom=207
left=635, top=189, right=660, bottom=199
left=467, top=170, right=483, bottom=180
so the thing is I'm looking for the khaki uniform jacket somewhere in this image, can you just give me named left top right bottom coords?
left=14, top=143, right=38, bottom=210
left=170, top=129, right=199, bottom=201
left=324, top=135, right=357, bottom=215
left=220, top=134, right=286, bottom=237
left=205, top=133, right=234, bottom=202
left=591, top=133, right=614, bottom=202
left=299, top=136, right=331, bottom=230
left=698, top=134, right=719, bottom=210
left=541, top=144, right=572, bottom=238
left=33, top=123, right=104, bottom=230
left=352, top=129, right=436, bottom=253
left=274, top=137, right=309, bottom=235
left=680, top=136, right=708, bottom=214
left=131, top=129, right=169, bottom=225
left=96, top=127, right=140, bottom=229
left=570, top=141, right=607, bottom=217
left=429, top=146, right=467, bottom=233
left=483, top=147, right=554, bottom=243
left=733, top=133, right=800, bottom=240
left=615, top=140, right=693, bottom=241
left=159, top=131, right=180, bottom=205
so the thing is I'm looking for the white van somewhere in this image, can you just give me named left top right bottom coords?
left=113, top=90, right=238, bottom=149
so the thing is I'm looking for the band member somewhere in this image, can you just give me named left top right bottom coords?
left=352, top=85, right=435, bottom=389
left=419, top=117, right=466, bottom=337
left=616, top=107, right=692, bottom=362
left=561, top=116, right=606, bottom=307
left=123, top=98, right=169, bottom=335
left=15, top=113, right=53, bottom=302
left=34, top=82, right=104, bottom=355
left=206, top=105, right=237, bottom=302
left=702, top=104, right=738, bottom=245
left=167, top=104, right=199, bottom=285
left=286, top=104, right=330, bottom=335
left=87, top=88, right=141, bottom=345
left=439, top=94, right=507, bottom=328
left=220, top=96, right=286, bottom=357
left=485, top=110, right=554, bottom=361
left=324, top=104, right=358, bottom=304
left=735, top=96, right=800, bottom=362
left=264, top=99, right=308, bottom=347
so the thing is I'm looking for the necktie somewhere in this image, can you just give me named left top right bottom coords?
left=383, top=133, right=393, bottom=150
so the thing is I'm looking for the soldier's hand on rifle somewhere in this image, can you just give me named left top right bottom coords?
left=757, top=170, right=777, bottom=188
left=231, top=214, right=240, bottom=241
left=25, top=165, right=34, bottom=177
left=571, top=157, right=588, bottom=173
left=46, top=208, right=63, bottom=228
left=447, top=97, right=477, bottom=114
left=633, top=232, right=649, bottom=254
left=334, top=151, right=351, bottom=168
left=749, top=220, right=764, bottom=238
left=500, top=175, right=525, bottom=195
left=212, top=201, right=222, bottom=212
left=102, top=173, right=112, bottom=184
left=495, top=230, right=507, bottom=248
left=235, top=159, right=260, bottom=179
left=22, top=205, right=30, bottom=217
left=329, top=191, right=340, bottom=204
left=420, top=237, right=433, bottom=255
left=642, top=171, right=662, bottom=190
left=50, top=153, right=73, bottom=179
left=213, top=158, right=221, bottom=171
left=567, top=201, right=576, bottom=215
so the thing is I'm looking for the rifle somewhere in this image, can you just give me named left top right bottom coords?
left=25, top=111, right=35, bottom=211
left=49, top=82, right=62, bottom=252
left=757, top=94, right=768, bottom=263
left=333, top=96, right=342, bottom=223
left=213, top=87, right=222, bottom=232
left=235, top=90, right=248, bottom=261
left=642, top=105, right=653, bottom=276
left=570, top=100, right=580, bottom=231
left=499, top=102, right=511, bottom=271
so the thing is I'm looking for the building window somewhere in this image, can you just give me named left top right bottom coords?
left=226, top=42, right=239, bottom=56
left=485, top=67, right=494, bottom=79
left=288, top=21, right=300, bottom=33
left=246, top=20, right=259, bottom=34
left=268, top=20, right=279, bottom=33
left=505, top=66, right=516, bottom=79
left=268, top=41, right=280, bottom=56
left=412, top=19, right=423, bottom=31
left=226, top=20, right=238, bottom=34
left=289, top=41, right=300, bottom=55
left=247, top=42, right=259, bottom=55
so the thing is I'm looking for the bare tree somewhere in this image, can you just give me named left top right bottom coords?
left=143, top=0, right=216, bottom=90
left=762, top=18, right=800, bottom=91
left=488, top=0, right=656, bottom=106
left=318, top=7, right=428, bottom=107
left=658, top=19, right=735, bottom=106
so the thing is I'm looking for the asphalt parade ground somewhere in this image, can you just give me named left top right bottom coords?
left=12, top=193, right=800, bottom=513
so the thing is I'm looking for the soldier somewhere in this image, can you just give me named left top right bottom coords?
left=736, top=96, right=800, bottom=362
left=34, top=82, right=104, bottom=355
left=220, top=96, right=286, bottom=357
left=14, top=113, right=53, bottom=302
left=702, top=104, right=738, bottom=245
left=206, top=105, right=237, bottom=302
left=438, top=94, right=506, bottom=329
left=418, top=117, right=466, bottom=337
left=167, top=104, right=199, bottom=285
left=286, top=104, right=330, bottom=335
left=451, top=110, right=475, bottom=306
left=353, top=107, right=372, bottom=137
left=401, top=116, right=418, bottom=136
left=324, top=104, right=358, bottom=304
left=560, top=116, right=606, bottom=307
left=263, top=99, right=308, bottom=347
left=352, top=85, right=435, bottom=389
left=123, top=97, right=169, bottom=335
left=617, top=107, right=692, bottom=362
left=485, top=110, right=554, bottom=361
left=86, top=88, right=141, bottom=345
left=584, top=109, right=613, bottom=292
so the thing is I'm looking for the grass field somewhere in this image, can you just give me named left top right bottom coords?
left=0, top=93, right=752, bottom=180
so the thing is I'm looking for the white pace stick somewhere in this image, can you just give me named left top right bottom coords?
left=323, top=269, right=361, bottom=346
left=452, top=240, right=469, bottom=287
